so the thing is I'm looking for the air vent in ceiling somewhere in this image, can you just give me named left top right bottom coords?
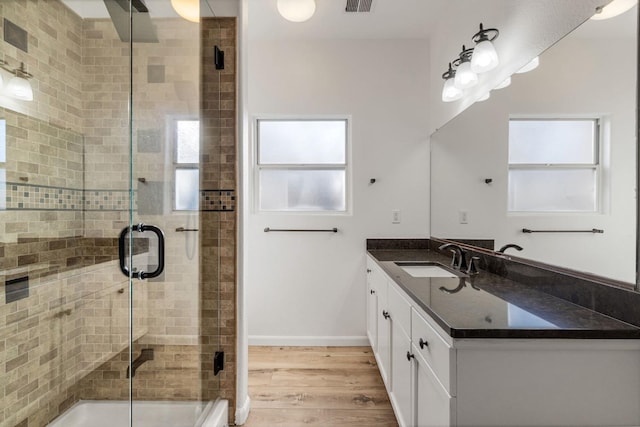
left=346, top=0, right=373, bottom=13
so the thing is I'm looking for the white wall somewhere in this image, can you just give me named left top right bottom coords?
left=245, top=39, right=430, bottom=345
left=431, top=21, right=637, bottom=283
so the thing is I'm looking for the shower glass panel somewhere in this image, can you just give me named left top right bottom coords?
left=0, top=1, right=226, bottom=426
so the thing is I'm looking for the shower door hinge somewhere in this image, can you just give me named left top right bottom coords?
left=214, top=351, right=224, bottom=376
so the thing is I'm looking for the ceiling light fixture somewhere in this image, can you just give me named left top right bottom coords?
left=277, top=0, right=316, bottom=22
left=454, top=46, right=478, bottom=90
left=515, top=56, right=539, bottom=74
left=470, top=23, right=500, bottom=73
left=441, top=63, right=463, bottom=102
left=591, top=0, right=637, bottom=20
left=171, top=0, right=199, bottom=23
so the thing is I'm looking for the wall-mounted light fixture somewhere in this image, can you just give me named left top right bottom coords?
left=591, top=0, right=637, bottom=20
left=277, top=0, right=316, bottom=22
left=494, top=76, right=511, bottom=90
left=0, top=60, right=34, bottom=101
left=515, top=56, right=539, bottom=74
left=454, top=45, right=478, bottom=90
left=440, top=23, right=501, bottom=103
left=441, top=63, right=463, bottom=102
left=470, top=23, right=499, bottom=73
left=171, top=0, right=199, bottom=23
left=477, top=92, right=490, bottom=102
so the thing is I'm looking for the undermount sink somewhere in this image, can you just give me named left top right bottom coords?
left=394, top=261, right=458, bottom=278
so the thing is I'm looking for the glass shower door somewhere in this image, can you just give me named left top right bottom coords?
left=124, top=1, right=224, bottom=426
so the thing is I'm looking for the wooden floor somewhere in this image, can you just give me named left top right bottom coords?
left=243, top=346, right=398, bottom=427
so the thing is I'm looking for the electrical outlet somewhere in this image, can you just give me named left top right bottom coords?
left=459, top=210, right=469, bottom=224
left=392, top=209, right=401, bottom=224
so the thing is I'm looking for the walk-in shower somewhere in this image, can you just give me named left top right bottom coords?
left=0, top=1, right=237, bottom=426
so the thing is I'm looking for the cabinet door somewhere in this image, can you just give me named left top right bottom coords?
left=366, top=278, right=378, bottom=351
left=415, top=348, right=454, bottom=427
left=376, top=280, right=391, bottom=388
left=390, top=322, right=412, bottom=427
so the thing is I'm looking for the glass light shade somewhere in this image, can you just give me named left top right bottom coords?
left=277, top=0, right=316, bottom=22
left=454, top=61, right=478, bottom=90
left=591, top=0, right=637, bottom=20
left=516, top=56, right=539, bottom=74
left=470, top=40, right=499, bottom=73
left=7, top=76, right=33, bottom=101
left=442, top=78, right=463, bottom=102
left=477, top=92, right=490, bottom=102
left=171, top=0, right=199, bottom=23
left=494, top=76, right=511, bottom=90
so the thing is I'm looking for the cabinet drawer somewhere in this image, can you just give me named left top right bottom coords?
left=388, top=282, right=411, bottom=336
left=414, top=345, right=456, bottom=427
left=411, top=308, right=454, bottom=395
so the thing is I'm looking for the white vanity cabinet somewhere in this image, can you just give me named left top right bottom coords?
left=411, top=308, right=456, bottom=427
left=388, top=284, right=413, bottom=427
left=365, top=254, right=640, bottom=427
left=366, top=260, right=379, bottom=352
left=367, top=257, right=391, bottom=387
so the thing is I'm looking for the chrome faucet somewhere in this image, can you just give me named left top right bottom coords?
left=438, top=243, right=467, bottom=271
left=497, top=243, right=523, bottom=253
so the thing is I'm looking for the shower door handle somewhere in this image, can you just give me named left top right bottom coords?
left=118, top=223, right=165, bottom=280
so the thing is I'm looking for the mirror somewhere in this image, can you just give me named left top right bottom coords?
left=430, top=6, right=637, bottom=285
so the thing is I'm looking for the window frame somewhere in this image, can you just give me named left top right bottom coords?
left=507, top=117, right=602, bottom=214
left=172, top=118, right=200, bottom=212
left=254, top=117, right=352, bottom=215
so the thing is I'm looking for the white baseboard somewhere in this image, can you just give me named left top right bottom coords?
left=234, top=395, right=251, bottom=426
left=248, top=335, right=369, bottom=346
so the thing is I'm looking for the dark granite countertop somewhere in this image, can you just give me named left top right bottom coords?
left=368, top=249, right=640, bottom=339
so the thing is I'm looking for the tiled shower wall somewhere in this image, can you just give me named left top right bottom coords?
left=0, top=0, right=85, bottom=246
left=0, top=1, right=83, bottom=132
left=0, top=3, right=98, bottom=425
left=199, top=17, right=237, bottom=418
left=81, top=16, right=203, bottom=345
left=0, top=108, right=85, bottom=248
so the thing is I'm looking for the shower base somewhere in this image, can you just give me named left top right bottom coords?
left=47, top=399, right=228, bottom=427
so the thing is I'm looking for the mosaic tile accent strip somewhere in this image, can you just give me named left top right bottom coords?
left=5, top=183, right=239, bottom=212
left=200, top=189, right=235, bottom=212
left=4, top=182, right=133, bottom=211
left=5, top=182, right=82, bottom=210
left=84, top=189, right=131, bottom=211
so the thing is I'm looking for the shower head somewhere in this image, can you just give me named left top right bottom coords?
left=111, top=0, right=149, bottom=13
left=103, top=0, right=159, bottom=43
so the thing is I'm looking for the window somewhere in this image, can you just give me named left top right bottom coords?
left=256, top=119, right=348, bottom=212
left=508, top=118, right=600, bottom=213
left=174, top=119, right=199, bottom=211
